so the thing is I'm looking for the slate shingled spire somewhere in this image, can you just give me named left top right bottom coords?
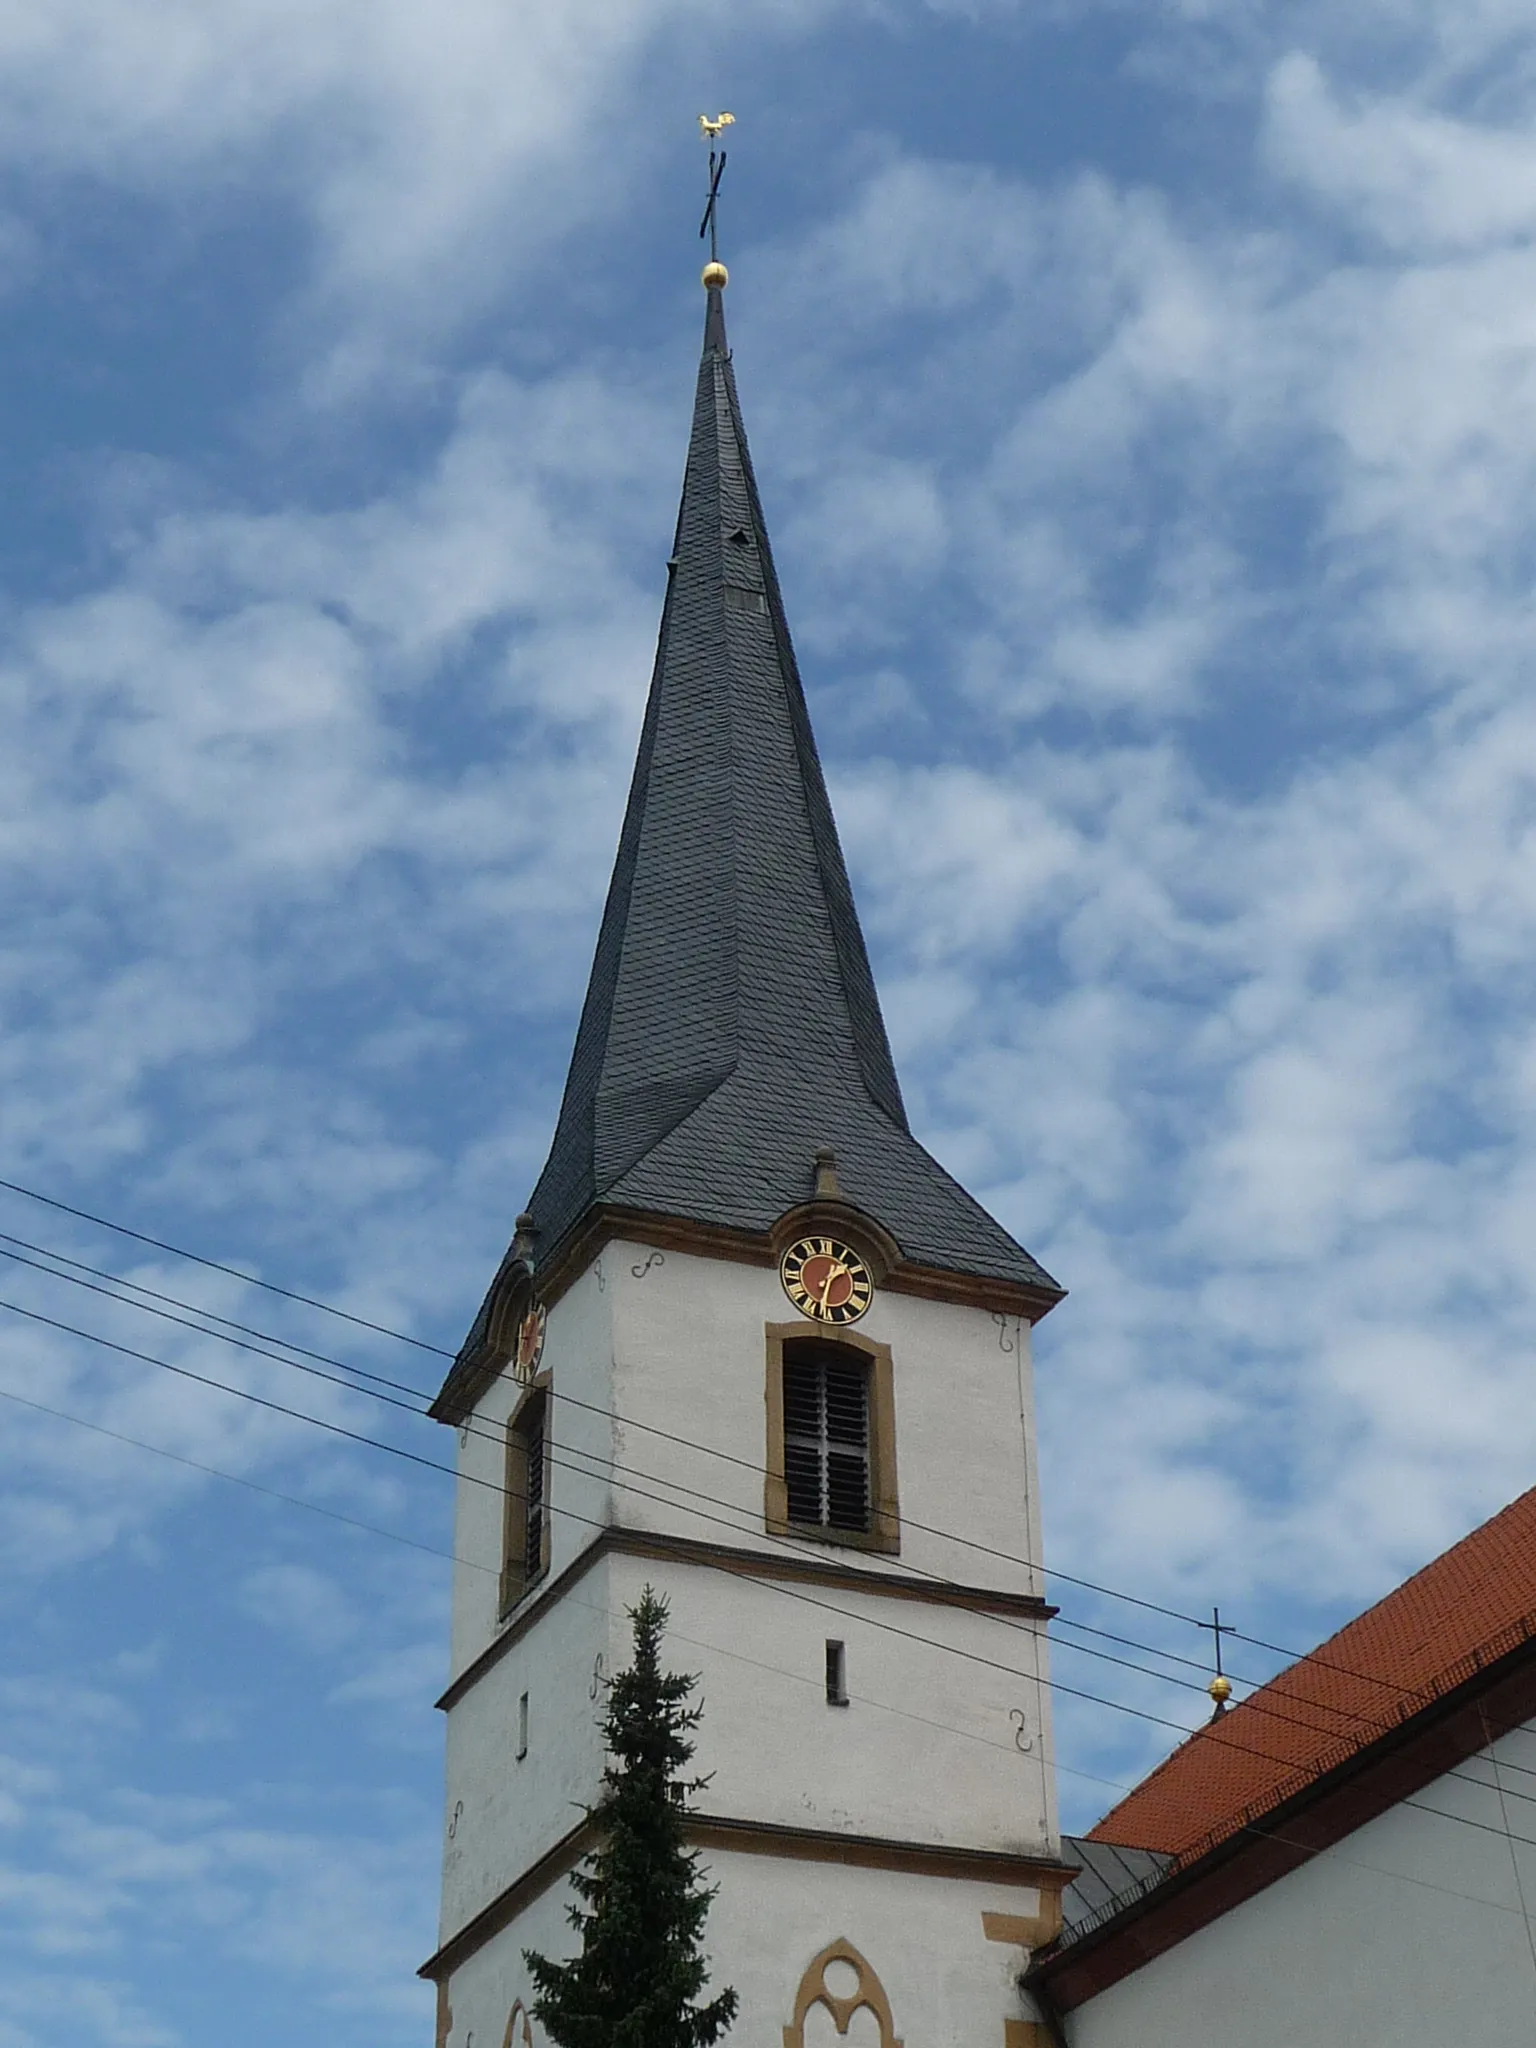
left=517, top=286, right=1059, bottom=1298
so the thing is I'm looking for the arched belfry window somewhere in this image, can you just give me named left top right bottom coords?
left=766, top=1324, right=899, bottom=1554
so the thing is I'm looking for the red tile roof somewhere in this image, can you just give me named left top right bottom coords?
left=1088, top=1482, right=1536, bottom=1864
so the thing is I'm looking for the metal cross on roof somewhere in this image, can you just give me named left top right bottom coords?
left=1200, top=1606, right=1236, bottom=1715
left=698, top=112, right=735, bottom=263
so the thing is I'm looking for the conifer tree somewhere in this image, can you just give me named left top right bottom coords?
left=524, top=1587, right=738, bottom=2048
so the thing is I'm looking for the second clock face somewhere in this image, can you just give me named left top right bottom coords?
left=780, top=1236, right=873, bottom=1324
left=513, top=1303, right=547, bottom=1382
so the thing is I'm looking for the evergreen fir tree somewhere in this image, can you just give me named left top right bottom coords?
left=524, top=1587, right=739, bottom=2048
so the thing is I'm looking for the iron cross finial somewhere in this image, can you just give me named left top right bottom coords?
left=1201, top=1605, right=1236, bottom=1715
left=698, top=114, right=735, bottom=269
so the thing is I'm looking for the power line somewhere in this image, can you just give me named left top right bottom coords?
left=0, top=1381, right=1028, bottom=1770
left=8, top=1377, right=1534, bottom=1944
left=0, top=1236, right=1198, bottom=1664
left=0, top=1237, right=440, bottom=1409
left=10, top=1286, right=1536, bottom=1866
left=1073, top=1799, right=1536, bottom=1946
left=0, top=1292, right=481, bottom=1491
left=0, top=1226, right=437, bottom=1396
left=22, top=1382, right=1528, bottom=1940
left=0, top=1178, right=1204, bottom=1626
left=0, top=1287, right=1221, bottom=1739
left=0, top=1175, right=451, bottom=1356
left=0, top=1378, right=1449, bottom=1911
left=1479, top=1700, right=1536, bottom=1985
left=0, top=1238, right=1308, bottom=1728
left=7, top=1184, right=1532, bottom=1804
left=0, top=1277, right=1103, bottom=1723
left=692, top=1561, right=1536, bottom=1861
left=0, top=1215, right=1212, bottom=1651
left=8, top=1175, right=1409, bottom=1716
left=0, top=1380, right=480, bottom=1571
left=3, top=1218, right=1532, bottom=1787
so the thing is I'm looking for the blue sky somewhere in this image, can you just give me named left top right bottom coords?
left=5, top=0, right=1536, bottom=2040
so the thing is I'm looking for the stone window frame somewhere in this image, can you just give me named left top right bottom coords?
left=499, top=1371, right=554, bottom=1617
left=764, top=1321, right=899, bottom=1555
left=783, top=1938, right=902, bottom=2048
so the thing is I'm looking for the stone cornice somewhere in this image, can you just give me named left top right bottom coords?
left=420, top=1811, right=1078, bottom=1984
left=437, top=1524, right=1054, bottom=1714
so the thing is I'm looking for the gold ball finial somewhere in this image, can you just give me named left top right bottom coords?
left=701, top=260, right=728, bottom=290
left=1208, top=1674, right=1233, bottom=1708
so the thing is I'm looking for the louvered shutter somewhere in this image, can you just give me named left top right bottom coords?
left=782, top=1343, right=871, bottom=1532
left=522, top=1395, right=546, bottom=1579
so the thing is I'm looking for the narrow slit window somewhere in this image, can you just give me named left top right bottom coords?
left=783, top=1342, right=871, bottom=1534
left=516, top=1691, right=529, bottom=1760
left=825, top=1639, right=848, bottom=1707
left=501, top=1387, right=551, bottom=1614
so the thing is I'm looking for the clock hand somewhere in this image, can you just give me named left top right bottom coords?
left=818, top=1261, right=846, bottom=1313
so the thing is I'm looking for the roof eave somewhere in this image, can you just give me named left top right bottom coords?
left=429, top=1198, right=1065, bottom=1422
left=1030, top=1624, right=1536, bottom=2012
left=530, top=1202, right=1063, bottom=1319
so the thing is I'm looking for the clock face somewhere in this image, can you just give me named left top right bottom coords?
left=513, top=1303, right=547, bottom=1382
left=780, top=1236, right=873, bottom=1325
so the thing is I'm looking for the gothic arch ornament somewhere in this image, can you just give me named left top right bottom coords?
left=501, top=2000, right=534, bottom=2048
left=783, top=1939, right=903, bottom=2048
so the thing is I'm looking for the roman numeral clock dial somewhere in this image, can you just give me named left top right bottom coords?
left=779, top=1236, right=874, bottom=1325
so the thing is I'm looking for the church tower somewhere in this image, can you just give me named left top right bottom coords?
left=421, top=269, right=1071, bottom=2048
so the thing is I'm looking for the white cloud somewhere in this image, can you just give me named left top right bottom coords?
left=6, top=0, right=1536, bottom=1965
left=0, top=1973, right=176, bottom=2048
left=0, top=0, right=672, bottom=314
left=240, top=1563, right=358, bottom=1651
left=0, top=358, right=675, bottom=1325
left=1265, top=52, right=1536, bottom=253
left=329, top=1639, right=445, bottom=1714
left=0, top=0, right=858, bottom=358
left=0, top=1796, right=432, bottom=2024
left=754, top=90, right=1536, bottom=1777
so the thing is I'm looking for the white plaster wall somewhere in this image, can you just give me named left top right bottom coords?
left=439, top=1558, right=618, bottom=1940
left=705, top=1850, right=1049, bottom=2048
left=440, top=1528, right=1054, bottom=1955
left=607, top=1240, right=1047, bottom=1599
left=437, top=1234, right=1061, bottom=1984
left=606, top=1549, right=1055, bottom=1856
left=439, top=1876, right=575, bottom=2048
left=1070, top=1718, right=1536, bottom=2048
left=440, top=1843, right=1051, bottom=2048
left=448, top=1259, right=616, bottom=1683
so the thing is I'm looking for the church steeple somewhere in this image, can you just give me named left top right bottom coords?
left=460, top=280, right=1058, bottom=1386
left=423, top=265, right=1072, bottom=2048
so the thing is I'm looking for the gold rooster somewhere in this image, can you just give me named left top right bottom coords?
left=698, top=113, right=736, bottom=142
